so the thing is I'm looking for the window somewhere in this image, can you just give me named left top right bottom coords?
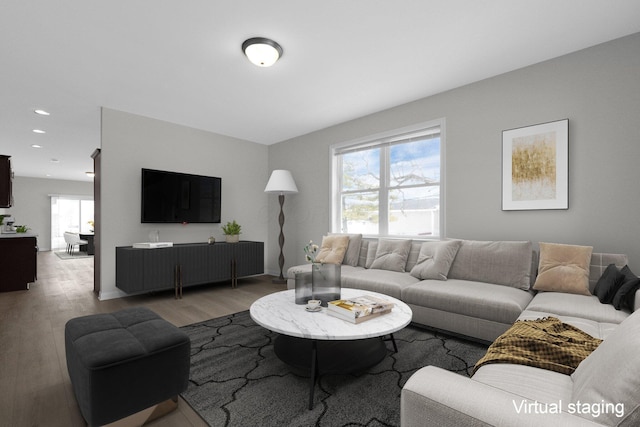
left=331, top=120, right=443, bottom=238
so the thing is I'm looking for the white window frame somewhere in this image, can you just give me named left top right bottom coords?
left=330, top=118, right=446, bottom=239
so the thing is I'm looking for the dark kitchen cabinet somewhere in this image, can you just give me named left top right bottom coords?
left=0, top=236, right=37, bottom=292
left=0, top=155, right=12, bottom=208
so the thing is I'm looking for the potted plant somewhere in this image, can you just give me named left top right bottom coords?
left=221, top=220, right=241, bottom=243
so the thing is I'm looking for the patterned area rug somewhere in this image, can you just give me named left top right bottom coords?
left=180, top=310, right=488, bottom=427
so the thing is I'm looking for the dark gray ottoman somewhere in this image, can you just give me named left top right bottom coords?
left=65, top=307, right=190, bottom=426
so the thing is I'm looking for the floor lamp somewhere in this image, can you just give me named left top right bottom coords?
left=265, top=170, right=298, bottom=284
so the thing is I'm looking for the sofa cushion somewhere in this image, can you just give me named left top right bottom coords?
left=589, top=253, right=629, bottom=293
left=518, top=311, right=619, bottom=340
left=571, top=309, right=640, bottom=425
left=473, top=364, right=573, bottom=406
left=447, top=240, right=533, bottom=290
left=410, top=240, right=461, bottom=280
left=402, top=279, right=533, bottom=324
left=593, top=264, right=625, bottom=304
left=525, top=292, right=630, bottom=324
left=340, top=268, right=420, bottom=299
left=405, top=242, right=423, bottom=272
left=611, top=265, right=640, bottom=311
left=370, top=239, right=412, bottom=272
left=533, top=242, right=593, bottom=295
left=329, top=233, right=362, bottom=267
left=315, top=235, right=349, bottom=264
left=365, top=241, right=378, bottom=268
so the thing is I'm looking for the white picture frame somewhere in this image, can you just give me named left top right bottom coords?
left=502, top=119, right=569, bottom=211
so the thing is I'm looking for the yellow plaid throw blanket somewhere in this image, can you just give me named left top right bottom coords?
left=473, top=317, right=602, bottom=376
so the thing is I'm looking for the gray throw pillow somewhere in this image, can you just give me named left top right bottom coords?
left=410, top=240, right=462, bottom=280
left=370, top=239, right=412, bottom=272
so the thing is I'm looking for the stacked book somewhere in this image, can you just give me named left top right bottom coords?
left=327, top=295, right=394, bottom=324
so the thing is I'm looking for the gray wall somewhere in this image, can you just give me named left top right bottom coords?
left=99, top=108, right=270, bottom=300
left=267, top=32, right=640, bottom=271
left=1, top=177, right=93, bottom=251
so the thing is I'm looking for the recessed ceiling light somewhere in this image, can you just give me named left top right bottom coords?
left=86, top=172, right=95, bottom=177
left=50, top=158, right=59, bottom=163
left=34, top=109, right=50, bottom=116
left=32, top=129, right=46, bottom=134
left=31, top=144, right=42, bottom=148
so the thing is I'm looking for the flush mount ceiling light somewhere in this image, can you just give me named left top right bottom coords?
left=242, top=37, right=283, bottom=67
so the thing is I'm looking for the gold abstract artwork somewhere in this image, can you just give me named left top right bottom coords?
left=511, top=131, right=556, bottom=201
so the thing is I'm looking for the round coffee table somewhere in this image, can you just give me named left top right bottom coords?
left=250, top=288, right=412, bottom=409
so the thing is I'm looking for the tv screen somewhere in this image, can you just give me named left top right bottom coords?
left=141, top=168, right=221, bottom=223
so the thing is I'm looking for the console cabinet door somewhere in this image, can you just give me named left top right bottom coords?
left=116, top=247, right=144, bottom=293
left=178, top=244, right=210, bottom=286
left=207, top=244, right=232, bottom=282
left=235, top=242, right=264, bottom=277
left=143, top=247, right=177, bottom=291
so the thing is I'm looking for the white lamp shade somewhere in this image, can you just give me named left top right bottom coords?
left=264, top=170, right=298, bottom=194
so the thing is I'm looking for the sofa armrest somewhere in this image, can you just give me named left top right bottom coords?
left=401, top=366, right=603, bottom=427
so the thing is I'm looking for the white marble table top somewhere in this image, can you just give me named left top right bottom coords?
left=250, top=288, right=413, bottom=340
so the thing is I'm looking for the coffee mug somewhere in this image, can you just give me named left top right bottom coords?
left=307, top=299, right=321, bottom=309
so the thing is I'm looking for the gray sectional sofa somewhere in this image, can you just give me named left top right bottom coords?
left=287, top=236, right=640, bottom=426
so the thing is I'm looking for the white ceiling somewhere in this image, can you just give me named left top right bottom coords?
left=2, top=1, right=639, bottom=182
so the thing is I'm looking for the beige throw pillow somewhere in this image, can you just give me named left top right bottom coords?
left=410, top=240, right=462, bottom=280
left=328, top=233, right=362, bottom=266
left=533, top=242, right=593, bottom=295
left=315, top=235, right=349, bottom=265
left=370, top=239, right=412, bottom=272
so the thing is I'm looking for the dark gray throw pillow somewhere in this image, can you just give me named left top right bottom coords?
left=611, top=265, right=640, bottom=311
left=594, top=263, right=624, bottom=304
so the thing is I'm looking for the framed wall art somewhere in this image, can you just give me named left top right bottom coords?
left=502, top=119, right=569, bottom=211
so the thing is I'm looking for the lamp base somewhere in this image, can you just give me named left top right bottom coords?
left=272, top=277, right=287, bottom=284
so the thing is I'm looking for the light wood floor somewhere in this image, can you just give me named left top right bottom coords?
left=0, top=251, right=286, bottom=427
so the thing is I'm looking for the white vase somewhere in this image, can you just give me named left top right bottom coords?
left=225, top=234, right=239, bottom=243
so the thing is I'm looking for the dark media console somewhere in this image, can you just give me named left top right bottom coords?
left=116, top=241, right=263, bottom=297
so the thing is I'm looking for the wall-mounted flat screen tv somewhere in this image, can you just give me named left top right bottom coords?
left=141, top=168, right=221, bottom=223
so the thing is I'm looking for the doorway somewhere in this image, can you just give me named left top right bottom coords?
left=50, top=196, right=94, bottom=251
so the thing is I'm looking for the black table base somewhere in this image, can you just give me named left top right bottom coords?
left=273, top=334, right=396, bottom=409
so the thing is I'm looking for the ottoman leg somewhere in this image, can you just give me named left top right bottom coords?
left=102, top=397, right=179, bottom=427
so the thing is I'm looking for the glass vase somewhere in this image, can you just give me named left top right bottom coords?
left=312, top=263, right=341, bottom=307
left=294, top=271, right=313, bottom=305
